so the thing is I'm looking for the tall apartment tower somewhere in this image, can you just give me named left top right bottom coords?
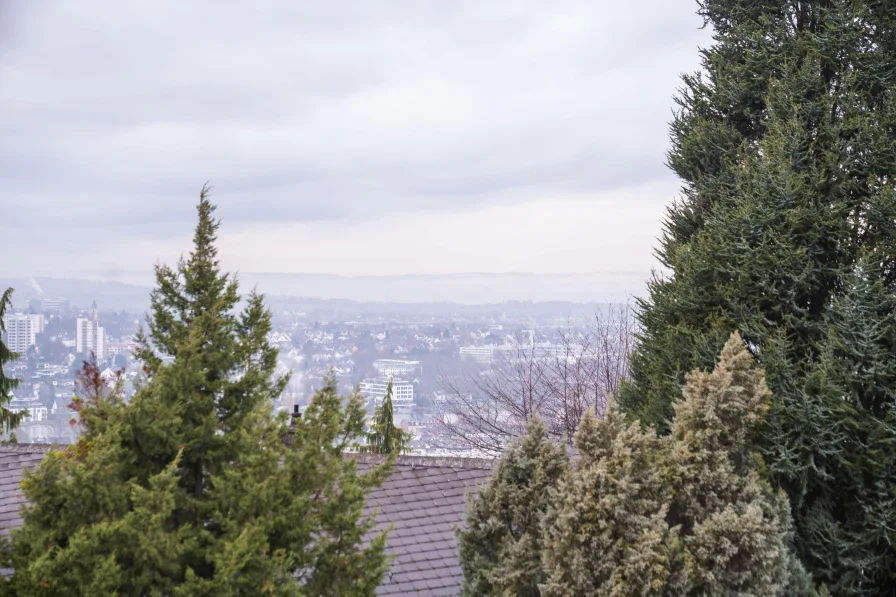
left=76, top=305, right=105, bottom=359
left=2, top=313, right=44, bottom=354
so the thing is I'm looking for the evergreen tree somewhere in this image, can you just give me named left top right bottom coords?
left=543, top=334, right=802, bottom=596
left=618, top=2, right=896, bottom=590
left=667, top=333, right=806, bottom=595
left=192, top=374, right=392, bottom=596
left=360, top=381, right=412, bottom=455
left=457, top=416, right=568, bottom=597
left=6, top=359, right=189, bottom=595
left=0, top=288, right=25, bottom=436
left=5, top=188, right=391, bottom=595
left=542, top=406, right=683, bottom=597
left=785, top=259, right=896, bottom=592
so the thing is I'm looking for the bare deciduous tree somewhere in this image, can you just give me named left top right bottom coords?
left=435, top=303, right=635, bottom=453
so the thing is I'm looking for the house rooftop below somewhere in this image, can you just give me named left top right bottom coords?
left=0, top=444, right=495, bottom=595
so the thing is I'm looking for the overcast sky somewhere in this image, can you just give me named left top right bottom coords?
left=1, top=1, right=710, bottom=287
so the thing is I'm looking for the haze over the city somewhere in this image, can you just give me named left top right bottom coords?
left=1, top=1, right=711, bottom=301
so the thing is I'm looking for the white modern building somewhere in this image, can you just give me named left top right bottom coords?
left=106, top=340, right=140, bottom=357
left=359, top=377, right=414, bottom=410
left=76, top=317, right=105, bottom=359
left=2, top=313, right=43, bottom=354
left=7, top=395, right=48, bottom=423
left=461, top=342, right=595, bottom=366
left=373, top=359, right=421, bottom=377
left=459, top=345, right=497, bottom=364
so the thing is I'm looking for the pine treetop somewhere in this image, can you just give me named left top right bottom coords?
left=361, top=380, right=412, bottom=455
left=673, top=332, right=770, bottom=468
left=542, top=334, right=803, bottom=596
left=7, top=188, right=391, bottom=595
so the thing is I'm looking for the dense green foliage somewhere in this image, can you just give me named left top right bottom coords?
left=3, top=190, right=391, bottom=595
left=457, top=416, right=568, bottom=597
left=0, top=288, right=25, bottom=437
left=618, top=1, right=896, bottom=591
left=541, top=334, right=804, bottom=596
left=360, top=381, right=412, bottom=455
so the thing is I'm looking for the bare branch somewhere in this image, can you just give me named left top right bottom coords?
left=435, top=301, right=637, bottom=453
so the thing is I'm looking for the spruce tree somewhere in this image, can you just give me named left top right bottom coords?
left=360, top=381, right=412, bottom=455
left=618, top=2, right=896, bottom=590
left=5, top=188, right=391, bottom=595
left=458, top=416, right=568, bottom=597
left=0, top=288, right=25, bottom=436
left=785, top=259, right=896, bottom=592
left=543, top=334, right=802, bottom=596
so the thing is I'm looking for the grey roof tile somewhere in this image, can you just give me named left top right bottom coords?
left=354, top=454, right=494, bottom=596
left=0, top=444, right=54, bottom=535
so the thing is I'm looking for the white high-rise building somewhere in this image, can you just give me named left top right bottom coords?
left=359, top=377, right=414, bottom=410
left=2, top=313, right=43, bottom=354
left=76, top=317, right=105, bottom=359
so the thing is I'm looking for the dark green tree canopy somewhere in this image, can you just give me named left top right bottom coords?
left=620, top=1, right=896, bottom=592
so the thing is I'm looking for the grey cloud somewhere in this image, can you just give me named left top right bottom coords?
left=1, top=0, right=709, bottom=267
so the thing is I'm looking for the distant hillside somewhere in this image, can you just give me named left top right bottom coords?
left=0, top=270, right=647, bottom=311
left=0, top=278, right=152, bottom=313
left=240, top=271, right=646, bottom=304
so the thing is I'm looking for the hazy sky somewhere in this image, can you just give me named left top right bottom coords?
left=1, top=1, right=710, bottom=281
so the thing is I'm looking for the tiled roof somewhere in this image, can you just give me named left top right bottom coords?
left=0, top=443, right=53, bottom=534
left=0, top=447, right=494, bottom=596
left=355, top=454, right=494, bottom=596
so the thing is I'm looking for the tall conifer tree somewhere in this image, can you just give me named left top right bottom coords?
left=618, top=2, right=896, bottom=590
left=5, top=188, right=391, bottom=595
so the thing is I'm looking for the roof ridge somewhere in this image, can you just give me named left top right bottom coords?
left=350, top=453, right=495, bottom=470
left=0, top=443, right=56, bottom=454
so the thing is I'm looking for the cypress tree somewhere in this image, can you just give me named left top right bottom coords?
left=542, top=406, right=681, bottom=597
left=667, top=333, right=806, bottom=595
left=5, top=188, right=391, bottom=595
left=457, top=416, right=568, bottom=597
left=0, top=288, right=25, bottom=436
left=360, top=381, right=413, bottom=455
left=618, top=2, right=896, bottom=590
left=543, top=334, right=803, bottom=596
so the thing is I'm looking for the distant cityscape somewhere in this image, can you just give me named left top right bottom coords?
left=2, top=283, right=620, bottom=453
